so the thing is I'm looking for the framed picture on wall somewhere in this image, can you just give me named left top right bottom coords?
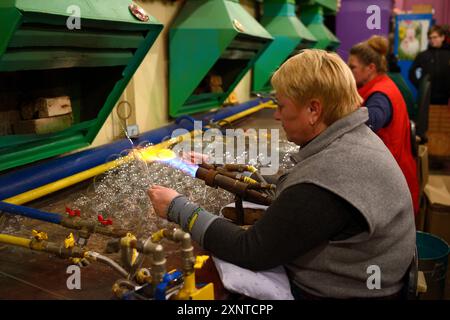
left=395, top=14, right=433, bottom=61
left=394, top=13, right=433, bottom=98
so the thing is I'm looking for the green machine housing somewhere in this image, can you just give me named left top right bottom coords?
left=169, top=0, right=273, bottom=117
left=298, top=0, right=340, bottom=50
left=252, top=0, right=317, bottom=93
left=0, top=0, right=163, bottom=172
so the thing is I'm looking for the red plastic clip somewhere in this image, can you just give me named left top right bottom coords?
left=65, top=206, right=81, bottom=217
left=97, top=214, right=113, bottom=226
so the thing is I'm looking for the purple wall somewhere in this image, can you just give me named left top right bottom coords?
left=336, top=0, right=393, bottom=62
left=395, top=0, right=450, bottom=25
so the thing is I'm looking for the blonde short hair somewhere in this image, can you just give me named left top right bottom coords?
left=271, top=49, right=363, bottom=126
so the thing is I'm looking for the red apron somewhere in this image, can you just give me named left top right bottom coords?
left=359, top=74, right=419, bottom=215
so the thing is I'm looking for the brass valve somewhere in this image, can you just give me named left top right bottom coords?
left=31, top=230, right=48, bottom=241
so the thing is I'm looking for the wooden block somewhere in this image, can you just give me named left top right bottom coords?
left=427, top=105, right=450, bottom=156
left=0, top=110, right=20, bottom=135
left=14, top=113, right=73, bottom=135
left=20, top=103, right=37, bottom=120
left=37, top=96, right=72, bottom=118
left=209, top=75, right=222, bottom=86
left=427, top=132, right=450, bottom=157
left=209, top=75, right=224, bottom=93
left=428, top=105, right=450, bottom=133
left=20, top=96, right=72, bottom=120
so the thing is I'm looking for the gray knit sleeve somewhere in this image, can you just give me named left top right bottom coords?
left=167, top=196, right=219, bottom=246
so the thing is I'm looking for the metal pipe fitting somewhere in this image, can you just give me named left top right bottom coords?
left=45, top=242, right=86, bottom=259
left=60, top=217, right=128, bottom=239
left=121, top=235, right=167, bottom=287
left=112, top=279, right=137, bottom=299
left=160, top=228, right=195, bottom=275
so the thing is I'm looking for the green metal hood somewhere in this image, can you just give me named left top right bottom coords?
left=297, top=0, right=338, bottom=14
left=300, top=4, right=340, bottom=50
left=169, top=0, right=273, bottom=117
left=0, top=0, right=163, bottom=172
left=252, top=0, right=316, bottom=93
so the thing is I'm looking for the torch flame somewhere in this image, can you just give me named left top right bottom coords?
left=135, top=148, right=199, bottom=177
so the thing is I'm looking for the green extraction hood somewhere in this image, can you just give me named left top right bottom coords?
left=252, top=0, right=317, bottom=93
left=300, top=3, right=340, bottom=50
left=0, top=0, right=163, bottom=172
left=299, top=0, right=338, bottom=14
left=169, top=0, right=273, bottom=117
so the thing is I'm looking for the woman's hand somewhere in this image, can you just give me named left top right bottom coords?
left=147, top=185, right=181, bottom=219
left=182, top=151, right=210, bottom=164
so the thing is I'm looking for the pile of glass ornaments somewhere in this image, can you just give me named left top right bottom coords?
left=0, top=138, right=298, bottom=237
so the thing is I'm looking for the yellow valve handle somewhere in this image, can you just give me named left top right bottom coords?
left=151, top=229, right=165, bottom=243
left=120, top=233, right=138, bottom=266
left=32, top=230, right=48, bottom=241
left=64, top=233, right=75, bottom=249
left=194, top=255, right=209, bottom=270
left=70, top=257, right=82, bottom=264
left=131, top=249, right=138, bottom=266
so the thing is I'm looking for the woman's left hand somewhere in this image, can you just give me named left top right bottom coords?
left=147, top=185, right=181, bottom=219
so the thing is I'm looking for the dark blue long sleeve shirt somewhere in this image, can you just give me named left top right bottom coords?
left=365, top=92, right=393, bottom=132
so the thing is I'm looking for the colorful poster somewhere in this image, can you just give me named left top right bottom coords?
left=394, top=14, right=433, bottom=98
left=397, top=18, right=431, bottom=61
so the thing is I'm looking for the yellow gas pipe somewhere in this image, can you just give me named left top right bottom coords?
left=0, top=232, right=85, bottom=258
left=0, top=232, right=129, bottom=277
left=0, top=233, right=31, bottom=249
left=3, top=100, right=276, bottom=206
left=2, top=130, right=201, bottom=205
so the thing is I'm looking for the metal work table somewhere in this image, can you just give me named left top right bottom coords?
left=0, top=107, right=281, bottom=300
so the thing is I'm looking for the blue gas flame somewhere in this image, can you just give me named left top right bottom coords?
left=159, top=157, right=199, bottom=177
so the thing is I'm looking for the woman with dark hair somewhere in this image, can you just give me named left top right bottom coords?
left=409, top=25, right=450, bottom=105
left=349, top=36, right=419, bottom=216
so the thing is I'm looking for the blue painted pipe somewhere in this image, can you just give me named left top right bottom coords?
left=0, top=98, right=270, bottom=200
left=0, top=201, right=63, bottom=224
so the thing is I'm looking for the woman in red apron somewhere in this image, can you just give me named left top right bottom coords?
left=349, top=36, right=419, bottom=215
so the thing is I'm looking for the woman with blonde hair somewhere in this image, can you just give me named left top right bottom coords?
left=349, top=35, right=419, bottom=216
left=148, top=49, right=416, bottom=299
